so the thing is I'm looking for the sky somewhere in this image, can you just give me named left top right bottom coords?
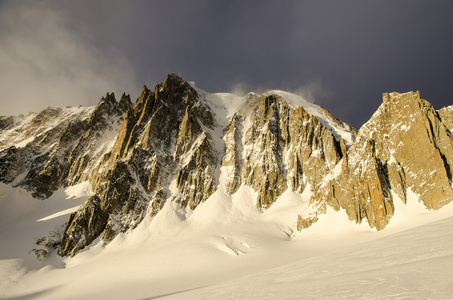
left=0, top=0, right=452, bottom=128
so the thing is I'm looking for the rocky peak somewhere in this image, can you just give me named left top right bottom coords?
left=149, top=73, right=199, bottom=111
left=98, top=91, right=132, bottom=115
left=100, top=92, right=117, bottom=106
left=120, top=92, right=132, bottom=106
left=59, top=73, right=217, bottom=256
left=313, top=91, right=453, bottom=230
left=89, top=92, right=131, bottom=127
left=160, top=73, right=190, bottom=96
left=0, top=90, right=132, bottom=199
left=132, top=85, right=151, bottom=116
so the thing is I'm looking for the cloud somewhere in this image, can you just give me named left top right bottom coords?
left=228, top=78, right=327, bottom=107
left=1, top=0, right=451, bottom=130
left=0, top=2, right=138, bottom=116
left=291, top=81, right=327, bottom=104
left=228, top=82, right=266, bottom=97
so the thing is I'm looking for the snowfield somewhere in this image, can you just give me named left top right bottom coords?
left=1, top=180, right=453, bottom=299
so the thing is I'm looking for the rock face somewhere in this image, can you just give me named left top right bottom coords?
left=314, top=91, right=453, bottom=230
left=438, top=105, right=453, bottom=132
left=2, top=73, right=453, bottom=257
left=0, top=146, right=22, bottom=183
left=59, top=74, right=218, bottom=256
left=222, top=113, right=243, bottom=195
left=241, top=94, right=348, bottom=209
left=241, top=95, right=289, bottom=209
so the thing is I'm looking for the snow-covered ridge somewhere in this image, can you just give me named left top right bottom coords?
left=264, top=90, right=356, bottom=145
left=189, top=82, right=356, bottom=146
left=0, top=91, right=130, bottom=200
left=0, top=105, right=94, bottom=151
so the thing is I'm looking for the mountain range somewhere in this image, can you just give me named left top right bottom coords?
left=1, top=73, right=453, bottom=259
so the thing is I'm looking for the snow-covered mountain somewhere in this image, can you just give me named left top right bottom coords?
left=1, top=74, right=453, bottom=299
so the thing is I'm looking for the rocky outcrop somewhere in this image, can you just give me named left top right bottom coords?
left=296, top=215, right=319, bottom=230
left=59, top=194, right=110, bottom=256
left=314, top=91, right=453, bottom=230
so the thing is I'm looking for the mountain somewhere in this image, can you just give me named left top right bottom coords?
left=0, top=74, right=452, bottom=262
left=313, top=91, right=453, bottom=230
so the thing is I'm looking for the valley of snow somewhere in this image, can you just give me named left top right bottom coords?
left=1, top=179, right=452, bottom=299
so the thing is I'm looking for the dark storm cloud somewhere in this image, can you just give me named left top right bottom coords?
left=0, top=1, right=138, bottom=115
left=287, top=1, right=453, bottom=127
left=1, top=0, right=452, bottom=128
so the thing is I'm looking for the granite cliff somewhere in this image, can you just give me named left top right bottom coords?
left=312, top=91, right=453, bottom=230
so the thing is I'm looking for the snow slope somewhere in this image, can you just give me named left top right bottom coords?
left=1, top=181, right=452, bottom=299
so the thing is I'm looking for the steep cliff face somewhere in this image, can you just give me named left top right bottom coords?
left=314, top=91, right=453, bottom=230
left=240, top=94, right=348, bottom=209
left=241, top=95, right=289, bottom=209
left=65, top=93, right=132, bottom=187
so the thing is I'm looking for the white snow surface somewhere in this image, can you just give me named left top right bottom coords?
left=1, top=180, right=453, bottom=299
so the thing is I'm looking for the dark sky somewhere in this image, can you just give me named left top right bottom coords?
left=1, top=0, right=452, bottom=128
